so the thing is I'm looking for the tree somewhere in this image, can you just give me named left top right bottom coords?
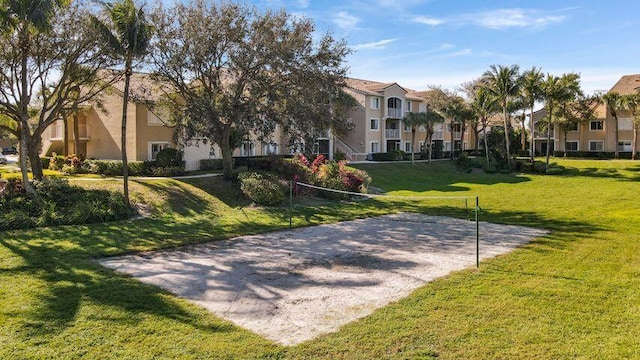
left=150, top=1, right=351, bottom=179
left=555, top=94, right=600, bottom=157
left=603, top=91, right=622, bottom=159
left=469, top=86, right=499, bottom=164
left=402, top=112, right=425, bottom=164
left=482, top=64, right=521, bottom=169
left=91, top=0, right=152, bottom=205
left=521, top=67, right=544, bottom=162
left=0, top=1, right=118, bottom=194
left=621, top=93, right=640, bottom=160
left=540, top=73, right=581, bottom=170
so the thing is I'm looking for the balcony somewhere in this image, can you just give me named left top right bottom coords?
left=49, top=121, right=90, bottom=140
left=534, top=130, right=555, bottom=139
left=386, top=108, right=403, bottom=119
left=452, top=131, right=462, bottom=140
left=385, top=129, right=400, bottom=139
left=433, top=130, right=443, bottom=140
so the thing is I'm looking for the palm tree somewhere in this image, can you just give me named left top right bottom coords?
left=470, top=87, right=499, bottom=164
left=540, top=73, right=581, bottom=171
left=402, top=112, right=425, bottom=164
left=92, top=0, right=152, bottom=205
left=521, top=67, right=544, bottom=162
left=0, top=0, right=67, bottom=195
left=603, top=91, right=622, bottom=159
left=482, top=64, right=521, bottom=169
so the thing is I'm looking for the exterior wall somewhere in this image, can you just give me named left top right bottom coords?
left=340, top=89, right=368, bottom=155
left=135, top=104, right=176, bottom=161
left=183, top=139, right=220, bottom=171
left=85, top=91, right=137, bottom=160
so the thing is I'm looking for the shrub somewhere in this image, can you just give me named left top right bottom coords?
left=483, top=164, right=498, bottom=174
left=238, top=171, right=287, bottom=206
left=149, top=166, right=185, bottom=177
left=546, top=167, right=564, bottom=175
left=155, top=147, right=183, bottom=167
left=40, top=157, right=50, bottom=170
left=49, top=155, right=65, bottom=171
left=371, top=150, right=405, bottom=161
left=0, top=177, right=133, bottom=230
left=200, top=158, right=225, bottom=170
left=454, top=152, right=471, bottom=170
left=334, top=150, right=346, bottom=161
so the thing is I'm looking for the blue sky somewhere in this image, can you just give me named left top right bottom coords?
left=252, top=0, right=640, bottom=94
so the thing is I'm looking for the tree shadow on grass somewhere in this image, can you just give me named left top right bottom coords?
left=0, top=232, right=238, bottom=340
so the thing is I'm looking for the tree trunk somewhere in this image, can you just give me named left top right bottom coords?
left=530, top=105, right=535, bottom=163
left=427, top=131, right=433, bottom=164
left=28, top=135, right=44, bottom=180
left=19, top=27, right=36, bottom=196
left=483, top=122, right=489, bottom=164
left=545, top=105, right=553, bottom=172
left=220, top=125, right=234, bottom=179
left=614, top=115, right=619, bottom=159
left=633, top=123, right=638, bottom=160
left=520, top=113, right=526, bottom=151
left=121, top=64, right=132, bottom=206
left=563, top=130, right=568, bottom=157
left=503, top=105, right=512, bottom=169
left=73, top=109, right=80, bottom=157
left=410, top=128, right=416, bottom=164
left=63, top=116, right=69, bottom=156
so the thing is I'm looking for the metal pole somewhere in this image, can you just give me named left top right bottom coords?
left=465, top=198, right=469, bottom=221
left=289, top=180, right=293, bottom=228
left=475, top=196, right=479, bottom=268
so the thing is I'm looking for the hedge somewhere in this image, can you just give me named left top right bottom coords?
left=552, top=151, right=636, bottom=159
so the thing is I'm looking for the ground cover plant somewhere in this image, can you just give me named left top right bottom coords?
left=0, top=159, right=639, bottom=358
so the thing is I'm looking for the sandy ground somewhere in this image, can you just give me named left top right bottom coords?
left=99, top=213, right=548, bottom=345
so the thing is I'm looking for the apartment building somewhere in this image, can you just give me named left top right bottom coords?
left=337, top=78, right=475, bottom=161
left=532, top=74, right=639, bottom=155
left=42, top=72, right=483, bottom=170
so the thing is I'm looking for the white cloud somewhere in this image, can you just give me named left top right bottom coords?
left=466, top=9, right=566, bottom=29
left=333, top=11, right=360, bottom=30
left=413, top=15, right=445, bottom=26
left=296, top=0, right=309, bottom=8
left=413, top=8, right=570, bottom=30
left=353, top=38, right=399, bottom=50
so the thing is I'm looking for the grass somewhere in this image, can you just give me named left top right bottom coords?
left=1, top=159, right=640, bottom=358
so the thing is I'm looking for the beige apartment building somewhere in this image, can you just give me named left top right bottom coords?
left=532, top=74, right=639, bottom=156
left=338, top=78, right=476, bottom=161
left=42, top=73, right=484, bottom=170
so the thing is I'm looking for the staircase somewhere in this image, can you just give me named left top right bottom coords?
left=335, top=137, right=367, bottom=162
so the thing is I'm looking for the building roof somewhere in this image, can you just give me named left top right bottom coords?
left=609, top=74, right=640, bottom=95
left=100, top=69, right=172, bottom=102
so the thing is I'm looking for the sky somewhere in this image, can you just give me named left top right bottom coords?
left=251, top=0, right=640, bottom=95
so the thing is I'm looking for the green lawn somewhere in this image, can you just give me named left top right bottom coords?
left=1, top=159, right=639, bottom=359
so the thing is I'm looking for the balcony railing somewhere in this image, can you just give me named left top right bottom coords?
left=452, top=131, right=462, bottom=140
left=386, top=108, right=403, bottom=119
left=433, top=130, right=443, bottom=140
left=385, top=129, right=401, bottom=139
left=534, top=130, right=555, bottom=139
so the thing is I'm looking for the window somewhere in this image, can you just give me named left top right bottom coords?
left=404, top=141, right=412, bottom=153
left=241, top=142, right=255, bottom=156
left=419, top=103, right=426, bottom=112
left=370, top=97, right=380, bottom=109
left=370, top=118, right=379, bottom=131
left=567, top=123, right=579, bottom=131
left=370, top=141, right=380, bottom=153
left=590, top=121, right=604, bottom=131
left=445, top=141, right=451, bottom=151
left=262, top=143, right=277, bottom=155
left=403, top=121, right=411, bottom=132
left=406, top=101, right=412, bottom=112
left=619, top=117, right=633, bottom=130
left=589, top=140, right=604, bottom=152
left=149, top=142, right=171, bottom=161
left=419, top=141, right=425, bottom=150
left=618, top=141, right=632, bottom=152
left=565, top=141, right=578, bottom=152
left=147, top=108, right=168, bottom=126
